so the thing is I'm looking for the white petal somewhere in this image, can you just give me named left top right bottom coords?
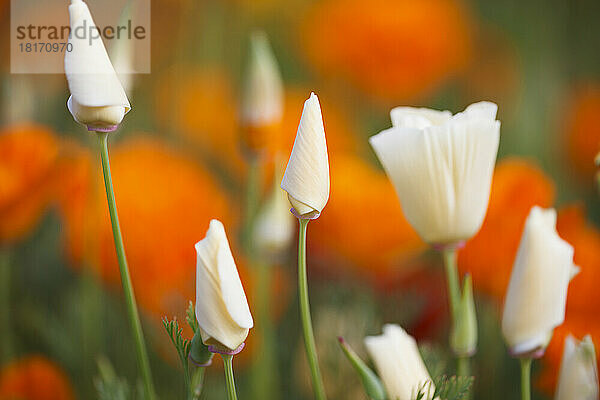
left=369, top=115, right=500, bottom=245
left=195, top=220, right=252, bottom=350
left=458, top=101, right=498, bottom=121
left=391, top=106, right=452, bottom=128
left=555, top=335, right=599, bottom=400
left=65, top=0, right=130, bottom=126
left=253, top=180, right=295, bottom=255
left=365, top=324, right=434, bottom=400
left=502, top=206, right=577, bottom=354
left=281, top=92, right=330, bottom=215
left=241, top=32, right=283, bottom=127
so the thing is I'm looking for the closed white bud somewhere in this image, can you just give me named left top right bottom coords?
left=365, top=324, right=435, bottom=400
left=502, top=206, right=579, bottom=356
left=281, top=92, right=330, bottom=218
left=555, top=335, right=599, bottom=400
left=195, top=220, right=253, bottom=351
left=65, top=0, right=130, bottom=132
left=370, top=102, right=500, bottom=246
left=241, top=31, right=283, bottom=128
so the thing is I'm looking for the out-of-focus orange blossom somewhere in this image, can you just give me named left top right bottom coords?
left=309, top=153, right=424, bottom=282
left=458, top=158, right=555, bottom=299
left=302, top=0, right=472, bottom=103
left=154, top=67, right=247, bottom=176
left=0, top=124, right=59, bottom=244
left=0, top=355, right=75, bottom=400
left=536, top=205, right=600, bottom=392
left=58, top=136, right=234, bottom=324
left=565, top=84, right=600, bottom=180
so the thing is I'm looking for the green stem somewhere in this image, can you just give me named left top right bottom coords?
left=97, top=132, right=156, bottom=400
left=242, top=157, right=261, bottom=253
left=457, top=356, right=470, bottom=378
left=222, top=354, right=238, bottom=400
left=442, top=248, right=460, bottom=320
left=298, top=219, right=327, bottom=400
left=251, top=261, right=279, bottom=400
left=520, top=358, right=532, bottom=400
left=182, top=354, right=192, bottom=400
left=191, top=367, right=206, bottom=400
left=0, top=249, right=13, bottom=363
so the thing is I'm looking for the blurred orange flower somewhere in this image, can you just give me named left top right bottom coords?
left=0, top=124, right=59, bottom=244
left=154, top=67, right=247, bottom=176
left=537, top=205, right=600, bottom=391
left=0, top=355, right=75, bottom=400
left=58, top=136, right=234, bottom=323
left=458, top=158, right=555, bottom=299
left=155, top=68, right=360, bottom=177
left=565, top=84, right=600, bottom=180
left=309, top=153, right=424, bottom=281
left=302, top=0, right=472, bottom=103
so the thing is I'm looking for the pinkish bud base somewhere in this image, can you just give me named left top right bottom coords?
left=208, top=343, right=245, bottom=356
left=88, top=125, right=118, bottom=133
left=433, top=241, right=466, bottom=252
left=290, top=208, right=321, bottom=220
left=188, top=354, right=213, bottom=368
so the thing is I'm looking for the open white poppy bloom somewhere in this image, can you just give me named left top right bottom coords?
left=369, top=102, right=500, bottom=246
left=195, top=220, right=253, bottom=351
left=365, top=324, right=435, bottom=400
left=555, top=335, right=599, bottom=400
left=502, top=206, right=579, bottom=356
left=241, top=31, right=283, bottom=128
left=281, top=92, right=330, bottom=218
left=65, top=0, right=131, bottom=131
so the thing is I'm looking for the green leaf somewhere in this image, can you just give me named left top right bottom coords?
left=337, top=337, right=387, bottom=400
left=94, top=356, right=132, bottom=400
left=414, top=375, right=473, bottom=400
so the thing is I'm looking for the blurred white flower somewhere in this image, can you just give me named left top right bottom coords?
left=253, top=176, right=295, bottom=258
left=502, top=206, right=579, bottom=356
left=555, top=335, right=599, bottom=400
left=365, top=324, right=435, bottom=400
left=241, top=31, right=283, bottom=128
left=195, top=220, right=253, bottom=351
left=369, top=102, right=500, bottom=246
left=65, top=0, right=130, bottom=131
left=281, top=92, right=330, bottom=218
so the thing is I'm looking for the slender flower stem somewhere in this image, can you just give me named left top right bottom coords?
left=0, top=249, right=13, bottom=363
left=191, top=367, right=206, bottom=400
left=222, top=354, right=238, bottom=400
left=442, top=247, right=472, bottom=388
left=520, top=358, right=532, bottom=400
left=298, top=218, right=327, bottom=400
left=97, top=132, right=156, bottom=400
left=457, top=356, right=470, bottom=378
left=442, top=248, right=460, bottom=319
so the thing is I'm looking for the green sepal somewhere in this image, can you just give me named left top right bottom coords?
left=338, top=337, right=387, bottom=400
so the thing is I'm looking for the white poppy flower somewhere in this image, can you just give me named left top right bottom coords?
left=365, top=324, right=435, bottom=400
left=195, top=220, right=253, bottom=351
left=281, top=92, right=330, bottom=218
left=369, top=102, right=500, bottom=246
left=502, top=206, right=579, bottom=356
left=65, top=0, right=130, bottom=131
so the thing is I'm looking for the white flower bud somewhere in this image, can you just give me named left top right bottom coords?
left=65, top=0, right=130, bottom=131
left=195, top=220, right=253, bottom=351
left=365, top=324, right=435, bottom=400
left=281, top=92, right=330, bottom=218
left=555, top=335, right=599, bottom=400
left=502, top=206, right=579, bottom=356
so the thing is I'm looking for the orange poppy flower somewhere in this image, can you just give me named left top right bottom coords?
left=564, top=84, right=600, bottom=180
left=57, top=136, right=234, bottom=323
left=309, top=153, right=424, bottom=282
left=458, top=158, right=555, bottom=299
left=0, top=355, right=75, bottom=400
left=302, top=0, right=472, bottom=103
left=0, top=124, right=59, bottom=244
